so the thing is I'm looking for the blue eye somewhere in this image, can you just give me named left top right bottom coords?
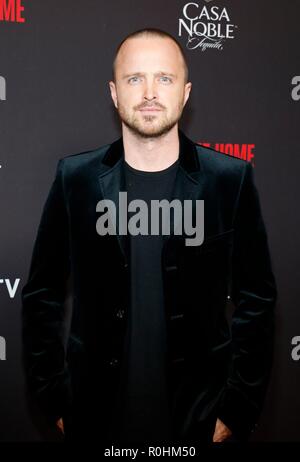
left=128, top=76, right=141, bottom=84
left=159, top=76, right=172, bottom=83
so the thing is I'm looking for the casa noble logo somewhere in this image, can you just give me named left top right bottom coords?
left=178, top=2, right=237, bottom=51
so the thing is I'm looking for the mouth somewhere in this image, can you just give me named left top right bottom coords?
left=139, top=107, right=162, bottom=112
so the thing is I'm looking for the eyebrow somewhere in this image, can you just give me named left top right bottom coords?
left=122, top=71, right=177, bottom=80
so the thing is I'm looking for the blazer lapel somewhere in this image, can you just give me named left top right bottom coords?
left=162, top=131, right=204, bottom=244
left=98, top=138, right=129, bottom=263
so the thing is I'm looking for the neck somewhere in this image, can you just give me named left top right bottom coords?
left=122, top=124, right=180, bottom=172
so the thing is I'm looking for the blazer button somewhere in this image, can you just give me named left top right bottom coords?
left=109, top=358, right=119, bottom=367
left=116, top=308, right=125, bottom=319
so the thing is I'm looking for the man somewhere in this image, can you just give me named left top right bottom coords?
left=22, top=28, right=277, bottom=444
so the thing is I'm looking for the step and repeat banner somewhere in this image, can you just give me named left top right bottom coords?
left=0, top=0, right=299, bottom=442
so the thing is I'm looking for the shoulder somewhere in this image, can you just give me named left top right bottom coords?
left=192, top=142, right=254, bottom=196
left=195, top=143, right=250, bottom=179
left=196, top=145, right=256, bottom=202
left=58, top=143, right=110, bottom=174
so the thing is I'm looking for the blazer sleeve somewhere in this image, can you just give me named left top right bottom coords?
left=217, top=161, right=277, bottom=439
left=21, top=159, right=72, bottom=424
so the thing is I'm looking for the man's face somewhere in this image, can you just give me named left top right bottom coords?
left=109, top=36, right=192, bottom=138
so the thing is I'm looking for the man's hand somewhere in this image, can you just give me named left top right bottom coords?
left=56, top=418, right=64, bottom=434
left=213, top=418, right=232, bottom=442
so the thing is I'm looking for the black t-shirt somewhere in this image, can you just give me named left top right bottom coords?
left=110, top=157, right=179, bottom=442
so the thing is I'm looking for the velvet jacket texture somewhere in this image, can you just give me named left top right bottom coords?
left=22, top=131, right=277, bottom=441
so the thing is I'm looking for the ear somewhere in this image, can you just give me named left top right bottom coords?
left=183, top=82, right=192, bottom=107
left=109, top=80, right=118, bottom=108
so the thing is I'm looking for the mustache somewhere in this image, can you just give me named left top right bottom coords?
left=134, top=102, right=166, bottom=110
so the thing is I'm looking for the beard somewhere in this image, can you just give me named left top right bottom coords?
left=117, top=101, right=184, bottom=139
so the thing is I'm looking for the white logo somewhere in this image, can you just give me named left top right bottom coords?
left=178, top=2, right=237, bottom=51
left=0, top=76, right=6, bottom=101
left=0, top=278, right=20, bottom=298
left=0, top=336, right=6, bottom=360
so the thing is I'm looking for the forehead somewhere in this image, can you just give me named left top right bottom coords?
left=115, top=36, right=184, bottom=76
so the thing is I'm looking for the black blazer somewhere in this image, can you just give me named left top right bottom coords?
left=21, top=131, right=277, bottom=441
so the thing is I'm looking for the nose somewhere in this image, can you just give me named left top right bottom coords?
left=143, top=78, right=157, bottom=101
